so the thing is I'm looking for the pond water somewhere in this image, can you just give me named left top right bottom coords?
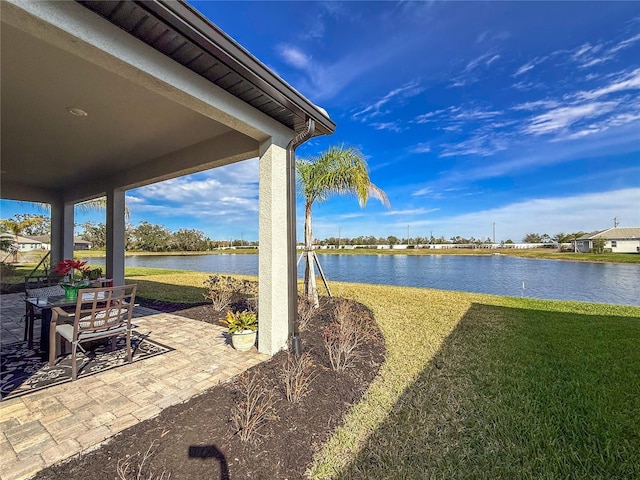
left=83, top=253, right=640, bottom=306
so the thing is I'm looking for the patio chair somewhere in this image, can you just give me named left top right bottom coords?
left=24, top=275, right=64, bottom=349
left=48, top=284, right=137, bottom=380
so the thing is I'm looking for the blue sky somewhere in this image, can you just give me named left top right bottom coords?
left=2, top=1, right=639, bottom=243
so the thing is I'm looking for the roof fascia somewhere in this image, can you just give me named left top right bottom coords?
left=136, top=0, right=336, bottom=136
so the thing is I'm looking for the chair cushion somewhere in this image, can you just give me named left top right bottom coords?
left=56, top=323, right=128, bottom=342
left=26, top=285, right=64, bottom=298
left=55, top=323, right=75, bottom=343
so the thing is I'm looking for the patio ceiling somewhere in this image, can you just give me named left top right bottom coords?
left=1, top=21, right=236, bottom=201
left=1, top=0, right=334, bottom=205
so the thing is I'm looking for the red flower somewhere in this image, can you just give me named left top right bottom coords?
left=54, top=259, right=88, bottom=276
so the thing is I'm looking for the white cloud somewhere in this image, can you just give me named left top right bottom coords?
left=415, top=106, right=501, bottom=126
left=485, top=54, right=501, bottom=66
left=579, top=56, right=615, bottom=69
left=415, top=107, right=458, bottom=123
left=352, top=81, right=423, bottom=121
left=523, top=101, right=619, bottom=136
left=124, top=194, right=145, bottom=204
left=511, top=80, right=544, bottom=91
left=131, top=160, right=259, bottom=219
left=569, top=34, right=640, bottom=69
left=396, top=189, right=640, bottom=242
left=440, top=133, right=510, bottom=157
left=571, top=42, right=598, bottom=60
left=278, top=45, right=312, bottom=69
left=370, top=122, right=403, bottom=132
left=514, top=62, right=535, bottom=76
left=450, top=49, right=504, bottom=88
left=420, top=122, right=640, bottom=189
left=412, top=187, right=433, bottom=197
left=383, top=208, right=439, bottom=216
left=409, top=143, right=431, bottom=154
left=576, top=67, right=640, bottom=100
left=465, top=52, right=501, bottom=72
left=609, top=33, right=640, bottom=53
left=512, top=99, right=560, bottom=111
left=451, top=108, right=502, bottom=121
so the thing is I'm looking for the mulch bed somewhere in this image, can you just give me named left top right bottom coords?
left=33, top=297, right=385, bottom=480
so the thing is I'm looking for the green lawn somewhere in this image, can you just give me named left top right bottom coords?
left=3, top=265, right=638, bottom=477
left=309, top=285, right=640, bottom=479
left=113, top=270, right=640, bottom=479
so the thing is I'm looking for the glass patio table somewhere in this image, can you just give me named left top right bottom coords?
left=25, top=291, right=111, bottom=359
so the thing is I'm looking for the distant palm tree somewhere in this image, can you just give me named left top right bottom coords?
left=0, top=216, right=40, bottom=262
left=296, top=145, right=390, bottom=307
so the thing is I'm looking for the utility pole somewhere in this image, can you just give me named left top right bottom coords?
left=241, top=232, right=244, bottom=246
left=407, top=225, right=411, bottom=245
left=338, top=227, right=341, bottom=248
left=613, top=217, right=619, bottom=228
left=493, top=222, right=496, bottom=244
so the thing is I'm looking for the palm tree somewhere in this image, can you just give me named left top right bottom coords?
left=37, top=197, right=130, bottom=220
left=0, top=216, right=41, bottom=262
left=296, top=145, right=390, bottom=307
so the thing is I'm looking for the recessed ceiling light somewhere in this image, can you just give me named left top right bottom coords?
left=66, top=107, right=88, bottom=117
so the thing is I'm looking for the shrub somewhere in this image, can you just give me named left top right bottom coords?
left=322, top=299, right=375, bottom=372
left=297, top=296, right=315, bottom=332
left=282, top=351, right=316, bottom=403
left=230, top=373, right=278, bottom=442
left=203, top=275, right=258, bottom=312
left=116, top=440, right=170, bottom=479
left=0, top=262, right=16, bottom=278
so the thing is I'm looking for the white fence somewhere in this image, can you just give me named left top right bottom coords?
left=315, top=243, right=563, bottom=250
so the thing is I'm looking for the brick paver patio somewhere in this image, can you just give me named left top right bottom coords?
left=0, top=293, right=268, bottom=480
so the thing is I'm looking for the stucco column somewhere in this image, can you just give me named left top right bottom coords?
left=49, top=198, right=74, bottom=267
left=258, top=138, right=293, bottom=355
left=105, top=189, right=126, bottom=286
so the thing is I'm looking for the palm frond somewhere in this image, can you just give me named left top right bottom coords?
left=32, top=198, right=130, bottom=220
left=297, top=145, right=389, bottom=209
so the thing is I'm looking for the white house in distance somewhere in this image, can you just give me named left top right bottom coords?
left=0, top=234, right=92, bottom=252
left=0, top=234, right=44, bottom=252
left=574, top=227, right=640, bottom=253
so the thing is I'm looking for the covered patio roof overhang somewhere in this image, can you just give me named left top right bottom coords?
left=0, top=0, right=335, bottom=355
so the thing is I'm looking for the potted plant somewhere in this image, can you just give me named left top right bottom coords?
left=54, top=259, right=90, bottom=299
left=225, top=310, right=258, bottom=352
left=82, top=266, right=103, bottom=282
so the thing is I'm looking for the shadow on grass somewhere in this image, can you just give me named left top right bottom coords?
left=125, top=278, right=207, bottom=305
left=338, top=303, right=640, bottom=479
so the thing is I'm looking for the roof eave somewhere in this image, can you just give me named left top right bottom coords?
left=136, top=0, right=335, bottom=136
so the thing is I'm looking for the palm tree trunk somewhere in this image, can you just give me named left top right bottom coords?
left=304, top=202, right=319, bottom=308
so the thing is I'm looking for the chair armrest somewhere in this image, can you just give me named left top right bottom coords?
left=51, top=307, right=74, bottom=327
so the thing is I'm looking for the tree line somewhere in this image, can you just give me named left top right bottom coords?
left=319, top=235, right=498, bottom=246
left=0, top=214, right=593, bottom=253
left=0, top=214, right=254, bottom=252
left=81, top=221, right=257, bottom=251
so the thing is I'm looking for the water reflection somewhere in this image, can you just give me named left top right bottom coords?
left=84, top=254, right=640, bottom=306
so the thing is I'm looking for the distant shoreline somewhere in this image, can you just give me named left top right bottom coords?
left=77, top=248, right=640, bottom=264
